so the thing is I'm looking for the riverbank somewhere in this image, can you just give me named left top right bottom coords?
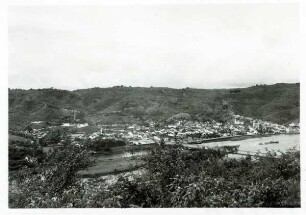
left=185, top=133, right=293, bottom=145
left=41, top=133, right=300, bottom=178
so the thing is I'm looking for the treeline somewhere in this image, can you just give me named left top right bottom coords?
left=87, top=138, right=126, bottom=152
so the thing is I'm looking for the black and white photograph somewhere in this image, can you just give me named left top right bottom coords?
left=1, top=0, right=304, bottom=211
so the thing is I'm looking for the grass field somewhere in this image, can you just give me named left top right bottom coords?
left=9, top=134, right=31, bottom=143
left=77, top=156, right=143, bottom=177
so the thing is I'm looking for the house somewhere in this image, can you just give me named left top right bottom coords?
left=77, top=123, right=88, bottom=128
left=89, top=132, right=100, bottom=139
left=234, top=118, right=244, bottom=125
left=153, top=136, right=161, bottom=142
left=62, top=123, right=74, bottom=127
left=287, top=124, right=300, bottom=133
left=70, top=132, right=85, bottom=139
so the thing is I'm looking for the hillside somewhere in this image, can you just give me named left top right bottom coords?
left=9, top=83, right=300, bottom=129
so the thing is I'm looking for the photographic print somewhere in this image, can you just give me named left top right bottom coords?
left=8, top=2, right=300, bottom=208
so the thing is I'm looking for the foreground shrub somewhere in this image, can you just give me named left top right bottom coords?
left=9, top=144, right=92, bottom=208
left=9, top=144, right=300, bottom=208
left=89, top=145, right=300, bottom=208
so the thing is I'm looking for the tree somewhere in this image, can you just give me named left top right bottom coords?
left=24, top=125, right=33, bottom=133
left=9, top=144, right=92, bottom=208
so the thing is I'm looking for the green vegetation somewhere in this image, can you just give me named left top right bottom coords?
left=9, top=133, right=44, bottom=171
left=39, top=127, right=71, bottom=146
left=9, top=144, right=92, bottom=208
left=87, top=138, right=127, bottom=152
left=9, top=144, right=44, bottom=171
left=78, top=157, right=141, bottom=177
left=9, top=143, right=300, bottom=208
left=9, top=83, right=300, bottom=129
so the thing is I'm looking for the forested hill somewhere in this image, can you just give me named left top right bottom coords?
left=9, top=83, right=300, bottom=129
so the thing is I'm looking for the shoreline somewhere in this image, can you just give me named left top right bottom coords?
left=186, top=133, right=299, bottom=145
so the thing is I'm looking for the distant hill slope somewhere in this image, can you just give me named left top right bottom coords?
left=9, top=83, right=300, bottom=129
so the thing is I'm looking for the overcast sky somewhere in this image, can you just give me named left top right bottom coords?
left=9, top=4, right=299, bottom=90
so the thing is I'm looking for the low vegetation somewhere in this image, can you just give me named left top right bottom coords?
left=9, top=143, right=300, bottom=208
left=87, top=138, right=126, bottom=152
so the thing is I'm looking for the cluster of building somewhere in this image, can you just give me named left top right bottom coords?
left=92, top=115, right=300, bottom=145
left=26, top=114, right=300, bottom=146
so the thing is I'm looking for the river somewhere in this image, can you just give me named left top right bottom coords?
left=184, top=134, right=300, bottom=156
left=43, top=134, right=299, bottom=161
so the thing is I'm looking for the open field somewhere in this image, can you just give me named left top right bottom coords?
left=9, top=134, right=30, bottom=143
left=78, top=156, right=143, bottom=177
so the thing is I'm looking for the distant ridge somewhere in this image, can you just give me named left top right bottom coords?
left=9, top=83, right=300, bottom=129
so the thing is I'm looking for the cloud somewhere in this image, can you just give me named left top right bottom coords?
left=9, top=4, right=299, bottom=90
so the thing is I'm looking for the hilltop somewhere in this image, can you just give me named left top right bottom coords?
left=9, top=83, right=300, bottom=129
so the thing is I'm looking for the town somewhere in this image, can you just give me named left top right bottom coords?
left=21, top=114, right=300, bottom=147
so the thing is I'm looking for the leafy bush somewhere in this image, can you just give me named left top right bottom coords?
left=9, top=144, right=300, bottom=208
left=9, top=140, right=44, bottom=171
left=39, top=127, right=70, bottom=146
left=89, top=145, right=300, bottom=208
left=87, top=138, right=126, bottom=152
left=9, top=144, right=92, bottom=208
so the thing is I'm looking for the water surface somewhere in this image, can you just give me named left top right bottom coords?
left=185, top=134, right=300, bottom=155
